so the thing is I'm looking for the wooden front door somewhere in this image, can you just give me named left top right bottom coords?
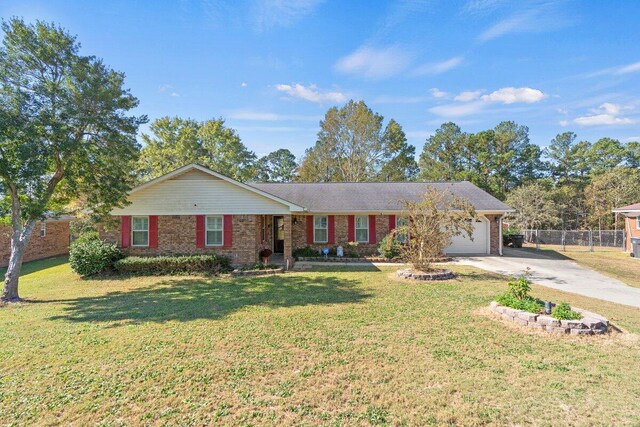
left=273, top=216, right=285, bottom=253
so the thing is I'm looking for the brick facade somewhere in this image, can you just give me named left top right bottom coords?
left=0, top=220, right=71, bottom=267
left=624, top=216, right=639, bottom=252
left=101, top=215, right=287, bottom=266
left=292, top=213, right=502, bottom=256
left=291, top=214, right=393, bottom=256
left=485, top=214, right=502, bottom=255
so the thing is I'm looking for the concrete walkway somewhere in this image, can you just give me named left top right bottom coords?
left=456, top=248, right=640, bottom=308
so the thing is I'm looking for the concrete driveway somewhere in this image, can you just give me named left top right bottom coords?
left=456, top=248, right=640, bottom=308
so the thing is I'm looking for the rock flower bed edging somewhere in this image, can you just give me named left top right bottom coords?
left=231, top=267, right=285, bottom=277
left=489, top=301, right=609, bottom=335
left=396, top=268, right=455, bottom=281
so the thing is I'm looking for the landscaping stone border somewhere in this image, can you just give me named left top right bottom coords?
left=231, top=267, right=285, bottom=277
left=489, top=302, right=609, bottom=335
left=396, top=268, right=455, bottom=281
left=297, top=256, right=451, bottom=263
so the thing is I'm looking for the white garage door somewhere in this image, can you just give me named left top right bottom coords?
left=445, top=218, right=489, bottom=254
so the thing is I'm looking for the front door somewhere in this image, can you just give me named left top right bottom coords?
left=273, top=216, right=285, bottom=253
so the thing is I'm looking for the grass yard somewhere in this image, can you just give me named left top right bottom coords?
left=1, top=257, right=640, bottom=426
left=521, top=244, right=640, bottom=289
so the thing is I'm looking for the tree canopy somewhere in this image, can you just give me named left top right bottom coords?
left=255, top=149, right=297, bottom=182
left=297, top=100, right=418, bottom=182
left=0, top=18, right=145, bottom=301
left=139, top=117, right=257, bottom=182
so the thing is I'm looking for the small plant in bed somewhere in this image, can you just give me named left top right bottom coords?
left=551, top=302, right=582, bottom=320
left=238, top=263, right=281, bottom=271
left=114, top=254, right=231, bottom=275
left=495, top=273, right=545, bottom=313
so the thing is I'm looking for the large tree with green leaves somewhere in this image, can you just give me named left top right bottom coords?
left=419, top=121, right=542, bottom=200
left=0, top=19, right=145, bottom=301
left=584, top=167, right=640, bottom=231
left=138, top=117, right=256, bottom=181
left=255, top=148, right=297, bottom=182
left=297, top=100, right=417, bottom=182
left=506, top=182, right=559, bottom=230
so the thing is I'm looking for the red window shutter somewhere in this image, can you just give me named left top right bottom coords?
left=121, top=216, right=131, bottom=248
left=195, top=215, right=205, bottom=248
left=347, top=215, right=355, bottom=242
left=369, top=215, right=377, bottom=244
left=389, top=215, right=396, bottom=232
left=223, top=215, right=233, bottom=247
left=306, top=216, right=314, bottom=244
left=328, top=215, right=335, bottom=244
left=149, top=215, right=158, bottom=248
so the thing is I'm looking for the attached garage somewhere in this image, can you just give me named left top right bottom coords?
left=444, top=218, right=490, bottom=255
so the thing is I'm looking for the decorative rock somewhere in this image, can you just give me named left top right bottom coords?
left=396, top=268, right=454, bottom=281
left=488, top=301, right=609, bottom=336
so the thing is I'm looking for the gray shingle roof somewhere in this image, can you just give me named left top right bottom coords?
left=250, top=181, right=512, bottom=213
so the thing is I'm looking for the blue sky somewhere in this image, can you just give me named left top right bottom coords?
left=2, top=0, right=640, bottom=159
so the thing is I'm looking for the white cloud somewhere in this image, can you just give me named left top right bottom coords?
left=170, top=92, right=180, bottom=97
left=430, top=88, right=450, bottom=99
left=454, top=90, right=483, bottom=102
left=573, top=103, right=636, bottom=126
left=228, top=109, right=320, bottom=121
left=616, top=61, right=640, bottom=75
left=241, top=82, right=248, bottom=87
left=481, top=87, right=546, bottom=104
left=275, top=83, right=346, bottom=103
left=574, top=114, right=634, bottom=126
left=429, top=101, right=485, bottom=117
left=252, top=0, right=323, bottom=31
left=158, top=84, right=173, bottom=93
left=477, top=2, right=572, bottom=42
left=559, top=120, right=569, bottom=127
left=413, top=56, right=463, bottom=75
left=589, top=61, right=640, bottom=77
left=334, top=45, right=412, bottom=79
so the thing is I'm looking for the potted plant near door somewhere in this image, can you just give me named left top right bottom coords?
left=259, top=248, right=272, bottom=264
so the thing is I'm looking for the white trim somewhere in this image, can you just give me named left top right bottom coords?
left=129, top=164, right=305, bottom=212
left=40, top=222, right=46, bottom=237
left=205, top=215, right=224, bottom=247
left=498, top=215, right=503, bottom=256
left=313, top=215, right=328, bottom=243
left=131, top=216, right=149, bottom=247
left=636, top=217, right=640, bottom=230
left=354, top=215, right=369, bottom=243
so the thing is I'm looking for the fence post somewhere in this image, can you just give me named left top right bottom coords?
left=536, top=228, right=540, bottom=251
left=589, top=230, right=593, bottom=252
left=562, top=230, right=566, bottom=252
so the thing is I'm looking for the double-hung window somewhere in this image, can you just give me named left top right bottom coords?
left=355, top=215, right=369, bottom=243
left=131, top=216, right=149, bottom=247
left=206, top=215, right=224, bottom=246
left=40, top=223, right=46, bottom=237
left=636, top=217, right=640, bottom=230
left=314, top=216, right=328, bottom=243
left=395, top=217, right=408, bottom=243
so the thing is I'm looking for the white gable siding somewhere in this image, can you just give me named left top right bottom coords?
left=112, top=175, right=292, bottom=215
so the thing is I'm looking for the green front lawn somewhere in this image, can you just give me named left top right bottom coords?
left=1, top=258, right=639, bottom=425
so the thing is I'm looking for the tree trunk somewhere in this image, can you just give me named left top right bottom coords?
left=2, top=221, right=36, bottom=303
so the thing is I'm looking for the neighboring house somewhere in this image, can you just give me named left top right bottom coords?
left=0, top=217, right=73, bottom=267
left=104, top=164, right=513, bottom=265
left=613, top=202, right=640, bottom=253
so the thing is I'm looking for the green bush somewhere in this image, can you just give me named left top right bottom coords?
left=293, top=246, right=320, bottom=259
left=69, top=234, right=122, bottom=276
left=507, top=274, right=531, bottom=300
left=238, top=263, right=280, bottom=271
left=552, top=302, right=582, bottom=320
left=114, top=254, right=231, bottom=275
left=496, top=293, right=544, bottom=313
left=378, top=235, right=401, bottom=259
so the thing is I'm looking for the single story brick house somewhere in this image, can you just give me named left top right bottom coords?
left=613, top=202, right=640, bottom=253
left=1, top=217, right=72, bottom=267
left=103, top=164, right=513, bottom=266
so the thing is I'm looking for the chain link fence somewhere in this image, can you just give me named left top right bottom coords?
left=522, top=230, right=625, bottom=251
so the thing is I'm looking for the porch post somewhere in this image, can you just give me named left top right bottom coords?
left=284, top=214, right=293, bottom=269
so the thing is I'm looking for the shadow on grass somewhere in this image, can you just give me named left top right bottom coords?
left=0, top=255, right=69, bottom=277
left=300, top=265, right=382, bottom=273
left=51, top=274, right=371, bottom=324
